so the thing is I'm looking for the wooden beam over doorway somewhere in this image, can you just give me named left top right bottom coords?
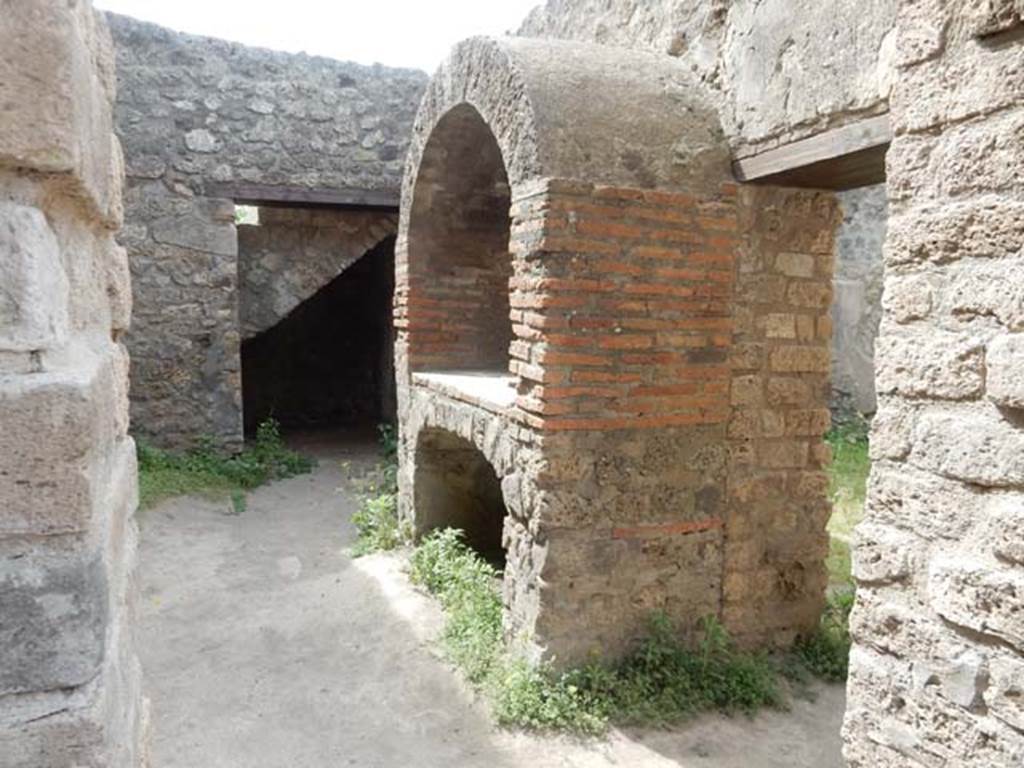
left=732, top=114, right=892, bottom=190
left=206, top=182, right=400, bottom=210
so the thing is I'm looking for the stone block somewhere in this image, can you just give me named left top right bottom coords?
left=912, top=411, right=1024, bottom=487
left=1, top=608, right=149, bottom=768
left=947, top=258, right=1024, bottom=332
left=768, top=345, right=830, bottom=373
left=929, top=555, right=1024, bottom=651
left=885, top=199, right=1024, bottom=266
left=774, top=252, right=815, bottom=278
left=882, top=274, right=933, bottom=324
left=0, top=538, right=107, bottom=696
left=0, top=346, right=123, bottom=535
left=875, top=333, right=984, bottom=400
left=105, top=240, right=132, bottom=333
left=986, top=654, right=1024, bottom=733
left=0, top=1, right=120, bottom=223
left=912, top=644, right=988, bottom=709
left=987, top=334, right=1024, bottom=408
left=0, top=203, right=70, bottom=354
left=988, top=495, right=1024, bottom=565
left=852, top=522, right=916, bottom=584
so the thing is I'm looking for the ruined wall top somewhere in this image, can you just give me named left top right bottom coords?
left=405, top=36, right=729, bottom=200
left=106, top=13, right=429, bottom=195
left=519, top=0, right=900, bottom=154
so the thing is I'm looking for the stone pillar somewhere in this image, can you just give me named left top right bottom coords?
left=0, top=2, right=149, bottom=765
left=843, top=4, right=1024, bottom=766
left=725, top=186, right=840, bottom=647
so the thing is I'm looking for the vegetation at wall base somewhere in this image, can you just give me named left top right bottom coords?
left=136, top=418, right=314, bottom=509
left=410, top=528, right=787, bottom=735
left=350, top=422, right=405, bottom=556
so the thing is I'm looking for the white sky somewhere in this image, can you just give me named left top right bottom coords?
left=94, top=0, right=543, bottom=73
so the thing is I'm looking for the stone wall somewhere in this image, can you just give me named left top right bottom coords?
left=396, top=37, right=838, bottom=666
left=843, top=4, right=1024, bottom=766
left=0, top=2, right=147, bottom=765
left=725, top=186, right=840, bottom=645
left=107, top=13, right=426, bottom=448
left=832, top=185, right=887, bottom=416
left=519, top=0, right=900, bottom=154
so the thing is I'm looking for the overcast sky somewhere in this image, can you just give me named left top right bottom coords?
left=94, top=0, right=543, bottom=73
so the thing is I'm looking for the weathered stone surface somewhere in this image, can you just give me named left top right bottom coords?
left=986, top=654, right=1024, bottom=733
left=929, top=555, right=1024, bottom=651
left=0, top=1, right=122, bottom=224
left=988, top=495, right=1024, bottom=565
left=987, top=334, right=1024, bottom=408
left=0, top=203, right=70, bottom=354
left=0, top=3, right=146, bottom=764
left=0, top=540, right=107, bottom=695
left=946, top=258, right=1024, bottom=331
left=851, top=522, right=916, bottom=584
left=911, top=411, right=1024, bottom=487
left=875, top=333, right=985, bottom=400
left=0, top=349, right=122, bottom=536
left=519, top=0, right=899, bottom=152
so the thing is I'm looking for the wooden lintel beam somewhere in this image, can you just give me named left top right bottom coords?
left=206, top=182, right=400, bottom=210
left=732, top=114, right=892, bottom=191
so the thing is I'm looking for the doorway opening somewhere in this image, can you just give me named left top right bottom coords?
left=240, top=234, right=396, bottom=436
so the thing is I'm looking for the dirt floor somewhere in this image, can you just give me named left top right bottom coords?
left=136, top=432, right=846, bottom=768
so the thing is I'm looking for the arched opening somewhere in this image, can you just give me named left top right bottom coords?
left=414, top=428, right=507, bottom=569
left=405, top=104, right=513, bottom=374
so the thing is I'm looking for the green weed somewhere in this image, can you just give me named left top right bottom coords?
left=410, top=528, right=784, bottom=735
left=789, top=590, right=855, bottom=683
left=350, top=423, right=406, bottom=556
left=136, top=418, right=314, bottom=509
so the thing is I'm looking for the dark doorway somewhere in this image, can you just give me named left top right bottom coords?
left=241, top=237, right=396, bottom=435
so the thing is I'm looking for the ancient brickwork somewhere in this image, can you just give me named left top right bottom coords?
left=724, top=187, right=839, bottom=646
left=238, top=207, right=397, bottom=339
left=107, top=13, right=426, bottom=448
left=0, top=2, right=147, bottom=765
left=843, top=4, right=1024, bottom=766
left=396, top=37, right=836, bottom=665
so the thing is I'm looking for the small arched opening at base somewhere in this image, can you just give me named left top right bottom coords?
left=413, top=428, right=507, bottom=569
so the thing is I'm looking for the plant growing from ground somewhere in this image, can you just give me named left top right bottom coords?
left=136, top=418, right=314, bottom=509
left=350, top=423, right=406, bottom=555
left=409, top=528, right=784, bottom=735
left=789, top=589, right=855, bottom=683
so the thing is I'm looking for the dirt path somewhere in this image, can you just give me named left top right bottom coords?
left=137, top=434, right=845, bottom=768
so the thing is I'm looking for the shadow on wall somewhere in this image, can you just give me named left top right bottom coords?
left=241, top=237, right=396, bottom=434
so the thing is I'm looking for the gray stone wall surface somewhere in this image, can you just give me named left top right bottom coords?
left=832, top=185, right=887, bottom=416
left=519, top=0, right=899, bottom=154
left=843, top=4, right=1024, bottom=766
left=0, top=2, right=148, bottom=765
left=107, top=13, right=426, bottom=448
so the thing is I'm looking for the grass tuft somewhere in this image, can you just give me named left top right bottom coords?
left=136, top=418, right=314, bottom=509
left=410, top=528, right=783, bottom=735
left=350, top=424, right=406, bottom=556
